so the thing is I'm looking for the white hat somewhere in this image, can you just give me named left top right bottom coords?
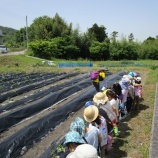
left=66, top=144, right=98, bottom=158
left=136, top=77, right=141, bottom=81
left=122, top=75, right=128, bottom=79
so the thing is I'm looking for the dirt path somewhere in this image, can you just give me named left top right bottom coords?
left=0, top=50, right=26, bottom=56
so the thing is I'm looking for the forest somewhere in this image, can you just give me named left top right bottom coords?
left=1, top=13, right=158, bottom=60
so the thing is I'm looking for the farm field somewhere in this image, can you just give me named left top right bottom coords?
left=0, top=55, right=157, bottom=158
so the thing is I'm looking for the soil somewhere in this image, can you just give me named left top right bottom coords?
left=0, top=69, right=149, bottom=158
left=0, top=72, right=96, bottom=158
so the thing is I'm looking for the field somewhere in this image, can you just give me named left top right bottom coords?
left=0, top=54, right=157, bottom=158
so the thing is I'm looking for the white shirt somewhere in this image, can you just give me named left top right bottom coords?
left=109, top=98, right=119, bottom=117
left=100, top=101, right=117, bottom=122
left=122, top=89, right=128, bottom=103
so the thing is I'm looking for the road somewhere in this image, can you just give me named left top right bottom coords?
left=0, top=50, right=26, bottom=56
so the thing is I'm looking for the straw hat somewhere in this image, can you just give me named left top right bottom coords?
left=83, top=105, right=99, bottom=122
left=93, top=92, right=108, bottom=105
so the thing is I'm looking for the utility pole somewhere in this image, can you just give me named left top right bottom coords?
left=25, top=15, right=29, bottom=49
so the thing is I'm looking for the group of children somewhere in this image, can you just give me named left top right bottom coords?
left=63, top=71, right=142, bottom=158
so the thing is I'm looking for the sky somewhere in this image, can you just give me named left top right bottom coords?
left=1, top=0, right=158, bottom=42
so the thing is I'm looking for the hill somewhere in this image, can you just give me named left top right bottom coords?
left=0, top=26, right=17, bottom=36
left=0, top=26, right=17, bottom=46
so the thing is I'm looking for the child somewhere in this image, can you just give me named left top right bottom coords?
left=134, top=77, right=142, bottom=110
left=84, top=106, right=108, bottom=158
left=126, top=79, right=134, bottom=113
left=106, top=90, right=119, bottom=136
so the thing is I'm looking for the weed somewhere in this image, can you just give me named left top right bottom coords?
left=150, top=65, right=158, bottom=70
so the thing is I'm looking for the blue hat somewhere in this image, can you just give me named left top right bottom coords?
left=70, top=117, right=85, bottom=137
left=128, top=72, right=134, bottom=77
left=64, top=131, right=85, bottom=145
left=85, top=101, right=94, bottom=107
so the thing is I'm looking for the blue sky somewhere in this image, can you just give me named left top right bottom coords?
left=1, top=0, right=158, bottom=42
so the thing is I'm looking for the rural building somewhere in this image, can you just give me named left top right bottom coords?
left=0, top=30, right=3, bottom=44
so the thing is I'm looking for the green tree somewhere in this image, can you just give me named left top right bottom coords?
left=28, top=16, right=54, bottom=41
left=28, top=13, right=72, bottom=41
left=15, top=28, right=26, bottom=47
left=89, top=40, right=109, bottom=60
left=110, top=31, right=118, bottom=42
left=128, top=33, right=134, bottom=42
left=87, top=23, right=107, bottom=42
left=140, top=38, right=158, bottom=59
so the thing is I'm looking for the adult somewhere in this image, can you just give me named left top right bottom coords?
left=92, top=69, right=108, bottom=92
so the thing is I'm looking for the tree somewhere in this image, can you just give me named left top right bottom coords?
left=89, top=40, right=109, bottom=60
left=87, top=23, right=107, bottom=42
left=128, top=33, right=134, bottom=42
left=28, top=14, right=73, bottom=41
left=140, top=38, right=158, bottom=59
left=15, top=28, right=26, bottom=46
left=110, top=31, right=118, bottom=43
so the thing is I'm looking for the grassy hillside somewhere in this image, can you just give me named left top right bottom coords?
left=0, top=54, right=158, bottom=73
left=0, top=26, right=17, bottom=36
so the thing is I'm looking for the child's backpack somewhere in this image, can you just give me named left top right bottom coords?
left=90, top=71, right=99, bottom=80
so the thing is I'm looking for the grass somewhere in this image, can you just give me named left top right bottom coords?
left=106, top=67, right=157, bottom=158
left=8, top=47, right=25, bottom=52
left=0, top=55, right=157, bottom=158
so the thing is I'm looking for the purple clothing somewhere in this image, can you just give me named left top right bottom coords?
left=118, top=93, right=123, bottom=101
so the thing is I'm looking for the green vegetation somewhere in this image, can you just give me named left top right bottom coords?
left=0, top=26, right=17, bottom=47
left=1, top=13, right=158, bottom=61
left=0, top=54, right=158, bottom=73
left=51, top=145, right=65, bottom=158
